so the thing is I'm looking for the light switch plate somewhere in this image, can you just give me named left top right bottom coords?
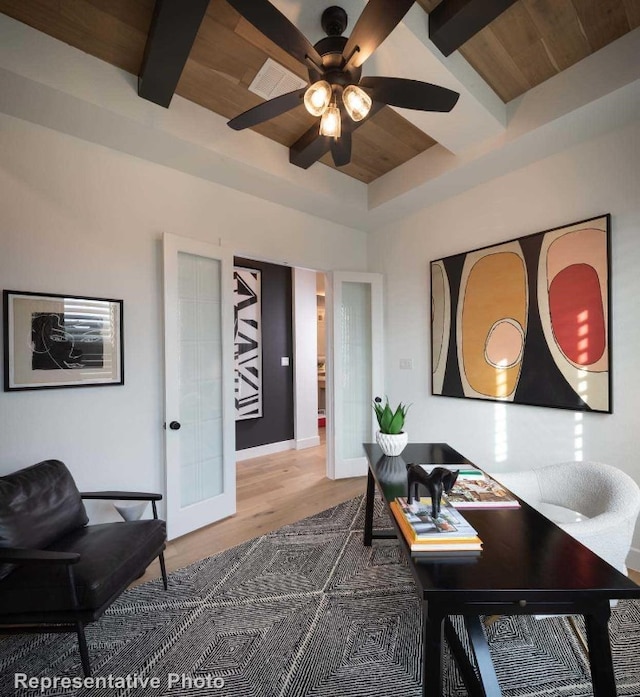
left=281, top=357, right=290, bottom=367
left=399, top=358, right=413, bottom=370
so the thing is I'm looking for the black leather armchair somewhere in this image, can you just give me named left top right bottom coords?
left=0, top=459, right=168, bottom=676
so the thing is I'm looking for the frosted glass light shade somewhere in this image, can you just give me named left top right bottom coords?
left=304, top=80, right=331, bottom=117
left=343, top=84, right=372, bottom=122
left=320, top=104, right=341, bottom=138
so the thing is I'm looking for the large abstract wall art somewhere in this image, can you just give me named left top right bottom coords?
left=431, top=214, right=611, bottom=413
left=233, top=267, right=262, bottom=420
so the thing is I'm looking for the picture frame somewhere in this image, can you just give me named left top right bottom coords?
left=3, top=290, right=124, bottom=391
left=431, top=214, right=611, bottom=413
left=233, top=267, right=263, bottom=420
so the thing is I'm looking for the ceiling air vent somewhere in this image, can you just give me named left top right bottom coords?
left=248, top=58, right=307, bottom=100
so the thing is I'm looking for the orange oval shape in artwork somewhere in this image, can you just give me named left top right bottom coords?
left=548, top=263, right=605, bottom=366
left=462, top=251, right=527, bottom=398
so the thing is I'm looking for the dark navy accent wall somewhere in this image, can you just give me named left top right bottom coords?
left=234, top=257, right=294, bottom=450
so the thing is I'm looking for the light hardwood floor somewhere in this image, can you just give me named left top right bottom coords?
left=136, top=434, right=365, bottom=585
left=137, top=438, right=640, bottom=586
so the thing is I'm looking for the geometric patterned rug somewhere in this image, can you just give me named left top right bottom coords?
left=1, top=495, right=639, bottom=696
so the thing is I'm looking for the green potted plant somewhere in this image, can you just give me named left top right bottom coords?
left=373, top=396, right=410, bottom=456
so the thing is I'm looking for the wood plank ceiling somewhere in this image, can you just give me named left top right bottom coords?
left=419, top=0, right=640, bottom=102
left=1, top=0, right=637, bottom=183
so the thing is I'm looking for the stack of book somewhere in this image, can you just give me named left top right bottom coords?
left=390, top=496, right=483, bottom=557
left=419, top=465, right=520, bottom=509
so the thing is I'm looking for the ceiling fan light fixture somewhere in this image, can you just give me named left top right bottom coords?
left=304, top=80, right=332, bottom=117
left=226, top=1, right=461, bottom=169
left=342, top=84, right=371, bottom=122
left=320, top=103, right=341, bottom=138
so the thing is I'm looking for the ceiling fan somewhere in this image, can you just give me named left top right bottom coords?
left=226, top=0, right=460, bottom=169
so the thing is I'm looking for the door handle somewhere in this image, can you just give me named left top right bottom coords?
left=168, top=421, right=181, bottom=430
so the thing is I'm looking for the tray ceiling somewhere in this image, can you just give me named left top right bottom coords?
left=0, top=0, right=637, bottom=184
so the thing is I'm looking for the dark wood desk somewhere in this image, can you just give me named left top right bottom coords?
left=363, top=442, right=640, bottom=697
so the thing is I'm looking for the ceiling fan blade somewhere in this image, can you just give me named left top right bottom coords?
left=228, top=88, right=306, bottom=131
left=359, top=77, right=460, bottom=112
left=226, top=0, right=322, bottom=67
left=342, top=0, right=414, bottom=69
left=290, top=101, right=386, bottom=170
left=290, top=127, right=331, bottom=169
left=331, top=131, right=352, bottom=167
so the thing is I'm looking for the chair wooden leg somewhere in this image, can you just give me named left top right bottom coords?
left=569, top=615, right=589, bottom=655
left=76, top=622, right=91, bottom=677
left=483, top=614, right=501, bottom=628
left=159, top=551, right=168, bottom=590
left=66, top=565, right=92, bottom=676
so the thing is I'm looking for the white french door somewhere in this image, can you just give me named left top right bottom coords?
left=163, top=233, right=235, bottom=539
left=326, top=272, right=384, bottom=479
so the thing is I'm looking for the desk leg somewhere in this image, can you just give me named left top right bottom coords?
left=584, top=603, right=617, bottom=697
left=364, top=468, right=375, bottom=546
left=443, top=617, right=501, bottom=697
left=422, top=602, right=444, bottom=697
left=465, top=617, right=501, bottom=697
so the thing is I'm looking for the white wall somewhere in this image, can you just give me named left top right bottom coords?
left=0, top=114, right=367, bottom=511
left=368, top=118, right=640, bottom=567
left=293, top=267, right=320, bottom=451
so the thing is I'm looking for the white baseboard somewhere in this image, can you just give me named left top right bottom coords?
left=330, top=457, right=368, bottom=479
left=627, top=545, right=640, bottom=573
left=235, top=440, right=295, bottom=462
left=296, top=436, right=320, bottom=450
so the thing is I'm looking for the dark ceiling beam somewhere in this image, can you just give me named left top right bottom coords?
left=428, top=0, right=519, bottom=56
left=138, top=0, right=210, bottom=108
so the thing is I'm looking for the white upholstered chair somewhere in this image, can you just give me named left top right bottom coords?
left=496, top=461, right=640, bottom=575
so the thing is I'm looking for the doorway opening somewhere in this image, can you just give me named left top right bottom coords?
left=316, top=272, right=327, bottom=440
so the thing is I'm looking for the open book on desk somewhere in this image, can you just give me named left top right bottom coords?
left=445, top=476, right=520, bottom=509
left=418, top=464, right=520, bottom=508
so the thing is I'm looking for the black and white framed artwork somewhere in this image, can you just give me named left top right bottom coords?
left=233, top=267, right=262, bottom=420
left=3, top=290, right=124, bottom=391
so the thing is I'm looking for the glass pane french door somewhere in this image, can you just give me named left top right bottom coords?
left=327, top=272, right=383, bottom=479
left=163, top=233, right=235, bottom=539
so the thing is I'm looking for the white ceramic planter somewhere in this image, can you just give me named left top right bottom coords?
left=376, top=430, right=408, bottom=456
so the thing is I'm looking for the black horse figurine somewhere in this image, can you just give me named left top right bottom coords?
left=406, top=464, right=459, bottom=519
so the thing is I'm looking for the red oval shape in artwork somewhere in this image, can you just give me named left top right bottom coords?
left=548, top=263, right=605, bottom=366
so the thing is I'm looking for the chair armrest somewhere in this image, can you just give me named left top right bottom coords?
left=0, top=547, right=80, bottom=565
left=80, top=491, right=163, bottom=520
left=80, top=491, right=162, bottom=501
